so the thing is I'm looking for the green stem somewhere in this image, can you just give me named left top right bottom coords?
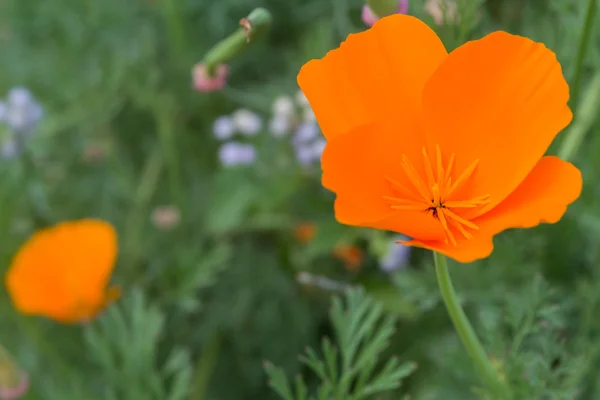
left=201, top=8, right=272, bottom=76
left=433, top=252, right=510, bottom=398
left=366, top=0, right=398, bottom=17
left=161, top=0, right=187, bottom=60
left=558, top=71, right=600, bottom=161
left=570, top=0, right=597, bottom=111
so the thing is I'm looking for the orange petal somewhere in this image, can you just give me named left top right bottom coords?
left=422, top=31, right=572, bottom=218
left=298, top=14, right=447, bottom=140
left=322, top=123, right=445, bottom=240
left=403, top=156, right=582, bottom=263
left=5, top=219, right=118, bottom=323
left=401, top=235, right=494, bottom=264
left=473, top=156, right=582, bottom=235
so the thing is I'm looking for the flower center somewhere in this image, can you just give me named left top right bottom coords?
left=383, top=145, right=491, bottom=246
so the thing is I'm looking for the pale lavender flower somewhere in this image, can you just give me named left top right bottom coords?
left=311, top=138, right=326, bottom=159
left=380, top=236, right=411, bottom=273
left=1, top=139, right=18, bottom=159
left=218, top=141, right=256, bottom=167
left=295, top=144, right=315, bottom=167
left=3, top=87, right=43, bottom=134
left=293, top=122, right=320, bottom=146
left=233, top=109, right=262, bottom=136
left=212, top=115, right=236, bottom=140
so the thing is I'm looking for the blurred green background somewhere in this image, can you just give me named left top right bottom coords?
left=1, top=0, right=600, bottom=399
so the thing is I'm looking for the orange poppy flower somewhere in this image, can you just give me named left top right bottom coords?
left=297, top=15, right=582, bottom=263
left=5, top=219, right=120, bottom=323
left=333, top=244, right=363, bottom=271
left=294, top=222, right=317, bottom=243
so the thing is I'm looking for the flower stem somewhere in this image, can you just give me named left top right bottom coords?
left=433, top=252, right=510, bottom=398
left=201, top=8, right=272, bottom=76
left=570, top=0, right=597, bottom=111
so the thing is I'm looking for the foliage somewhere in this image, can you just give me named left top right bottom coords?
left=0, top=0, right=600, bottom=399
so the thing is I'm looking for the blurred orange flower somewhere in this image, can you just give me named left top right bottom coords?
left=298, top=14, right=582, bottom=263
left=294, top=222, right=317, bottom=243
left=333, top=244, right=363, bottom=271
left=5, top=219, right=120, bottom=323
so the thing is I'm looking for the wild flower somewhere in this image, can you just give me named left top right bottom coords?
left=192, top=63, right=229, bottom=92
left=362, top=0, right=409, bottom=26
left=232, top=108, right=263, bottom=136
left=0, top=87, right=43, bottom=159
left=380, top=236, right=411, bottom=272
left=151, top=205, right=181, bottom=231
left=218, top=141, right=256, bottom=167
left=4, top=219, right=120, bottom=323
left=297, top=14, right=581, bottom=263
left=212, top=115, right=236, bottom=140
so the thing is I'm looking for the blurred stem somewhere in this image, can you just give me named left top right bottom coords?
left=161, top=0, right=187, bottom=61
left=189, top=332, right=222, bottom=400
left=570, top=0, right=597, bottom=111
left=558, top=71, right=600, bottom=161
left=366, top=0, right=397, bottom=17
left=18, top=146, right=52, bottom=228
left=201, top=8, right=272, bottom=76
left=155, top=97, right=184, bottom=210
left=433, top=252, right=510, bottom=398
left=122, top=146, right=163, bottom=278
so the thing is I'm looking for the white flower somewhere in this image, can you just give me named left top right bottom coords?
left=218, top=141, right=256, bottom=167
left=212, top=115, right=236, bottom=140
left=7, top=87, right=32, bottom=108
left=302, top=107, right=316, bottom=122
left=272, top=96, right=295, bottom=118
left=233, top=109, right=262, bottom=136
left=268, top=115, right=292, bottom=137
left=295, top=90, right=309, bottom=107
left=293, top=121, right=319, bottom=145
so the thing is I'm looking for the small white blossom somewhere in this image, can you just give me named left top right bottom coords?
left=236, top=144, right=256, bottom=165
left=233, top=109, right=262, bottom=136
left=272, top=95, right=295, bottom=118
left=5, top=108, right=29, bottom=132
left=295, top=90, right=309, bottom=107
left=212, top=115, right=236, bottom=140
left=268, top=115, right=292, bottom=137
left=302, top=107, right=316, bottom=122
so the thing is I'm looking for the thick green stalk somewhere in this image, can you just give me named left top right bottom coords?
left=433, top=252, right=510, bottom=398
left=201, top=8, right=272, bottom=76
left=570, top=0, right=597, bottom=111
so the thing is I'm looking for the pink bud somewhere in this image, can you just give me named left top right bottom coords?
left=362, top=0, right=409, bottom=27
left=192, top=64, right=229, bottom=92
left=0, top=371, right=29, bottom=400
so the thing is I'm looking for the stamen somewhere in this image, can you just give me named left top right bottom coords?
left=387, top=147, right=489, bottom=247
left=422, top=147, right=436, bottom=189
left=446, top=159, right=480, bottom=198
left=401, top=156, right=431, bottom=202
